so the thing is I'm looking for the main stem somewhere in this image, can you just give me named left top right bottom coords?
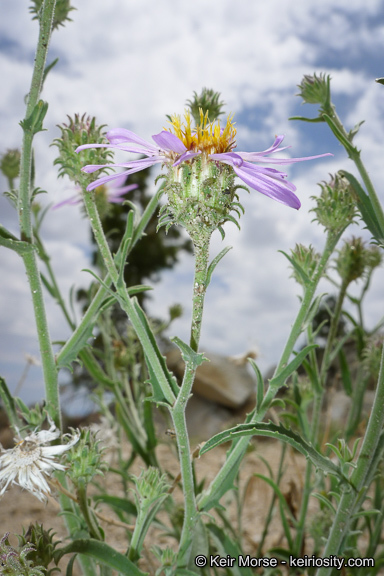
left=81, top=186, right=212, bottom=567
left=190, top=234, right=211, bottom=352
left=18, top=0, right=60, bottom=426
left=176, top=233, right=211, bottom=566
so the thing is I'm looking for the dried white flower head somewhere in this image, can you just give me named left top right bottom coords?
left=0, top=420, right=79, bottom=502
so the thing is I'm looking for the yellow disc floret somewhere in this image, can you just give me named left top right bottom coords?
left=167, top=109, right=237, bottom=155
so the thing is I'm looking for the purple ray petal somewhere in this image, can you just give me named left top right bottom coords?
left=52, top=195, right=81, bottom=209
left=111, top=183, right=139, bottom=195
left=173, top=150, right=201, bottom=166
left=86, top=171, right=134, bottom=191
left=152, top=131, right=187, bottom=153
left=85, top=158, right=162, bottom=191
left=82, top=157, right=162, bottom=174
left=237, top=151, right=333, bottom=164
left=106, top=128, right=157, bottom=151
left=209, top=152, right=244, bottom=167
left=76, top=142, right=158, bottom=156
left=233, top=163, right=300, bottom=209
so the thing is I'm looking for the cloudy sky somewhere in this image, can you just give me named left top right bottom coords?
left=1, top=0, right=384, bottom=408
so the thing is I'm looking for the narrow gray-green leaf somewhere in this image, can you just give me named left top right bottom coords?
left=268, top=344, right=318, bottom=390
left=279, top=250, right=311, bottom=286
left=200, top=421, right=350, bottom=483
left=206, top=246, right=232, bottom=288
left=171, top=336, right=207, bottom=369
left=248, top=358, right=264, bottom=410
left=55, top=539, right=148, bottom=576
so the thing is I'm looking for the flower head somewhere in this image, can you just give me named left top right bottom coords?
left=76, top=110, right=331, bottom=240
left=77, top=111, right=330, bottom=208
left=0, top=420, right=79, bottom=502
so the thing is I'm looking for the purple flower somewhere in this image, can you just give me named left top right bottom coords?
left=76, top=113, right=331, bottom=210
left=53, top=174, right=138, bottom=209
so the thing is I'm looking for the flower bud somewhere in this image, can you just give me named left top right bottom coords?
left=311, top=173, right=357, bottom=234
left=335, top=236, right=366, bottom=285
left=0, top=533, right=45, bottom=576
left=63, top=428, right=108, bottom=488
left=0, top=149, right=20, bottom=181
left=365, top=244, right=382, bottom=271
left=297, top=73, right=331, bottom=109
left=152, top=546, right=177, bottom=571
left=30, top=0, right=75, bottom=30
left=362, top=336, right=384, bottom=381
left=133, top=467, right=169, bottom=511
left=186, top=88, right=226, bottom=125
left=17, top=524, right=59, bottom=576
left=52, top=114, right=113, bottom=186
left=289, top=243, right=321, bottom=286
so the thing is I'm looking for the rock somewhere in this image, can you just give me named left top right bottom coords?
left=166, top=348, right=257, bottom=409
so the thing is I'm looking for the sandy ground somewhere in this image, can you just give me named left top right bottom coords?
left=0, top=432, right=310, bottom=575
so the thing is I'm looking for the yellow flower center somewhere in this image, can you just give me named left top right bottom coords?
left=167, top=109, right=237, bottom=155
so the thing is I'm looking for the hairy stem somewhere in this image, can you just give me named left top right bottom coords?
left=17, top=0, right=60, bottom=425
left=190, top=233, right=211, bottom=351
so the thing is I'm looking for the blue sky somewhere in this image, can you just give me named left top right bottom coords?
left=1, top=0, right=384, bottom=408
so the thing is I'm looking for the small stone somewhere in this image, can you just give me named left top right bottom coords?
left=166, top=348, right=257, bottom=409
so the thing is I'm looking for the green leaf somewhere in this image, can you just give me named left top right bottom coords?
left=217, top=225, right=226, bottom=240
left=279, top=250, right=311, bottom=286
left=268, top=344, right=318, bottom=390
left=207, top=524, right=253, bottom=576
left=338, top=347, right=353, bottom=396
left=340, top=170, right=384, bottom=245
left=133, top=299, right=179, bottom=401
left=178, top=516, right=209, bottom=573
left=0, top=225, right=35, bottom=255
left=56, top=323, right=94, bottom=371
left=198, top=448, right=244, bottom=512
left=92, top=495, right=136, bottom=517
left=40, top=272, right=56, bottom=298
left=55, top=539, right=148, bottom=576
left=65, top=553, right=77, bottom=576
left=206, top=246, right=232, bottom=288
left=352, top=509, right=381, bottom=519
left=289, top=115, right=325, bottom=123
left=200, top=421, right=350, bottom=483
left=114, top=209, right=135, bottom=275
left=248, top=358, right=264, bottom=410
left=322, top=114, right=356, bottom=155
left=43, top=58, right=59, bottom=85
left=255, top=474, right=295, bottom=549
left=312, top=492, right=337, bottom=514
left=130, top=494, right=169, bottom=562
left=127, top=284, right=153, bottom=296
left=20, top=100, right=49, bottom=135
left=348, top=120, right=365, bottom=142
left=171, top=336, right=207, bottom=370
left=225, top=214, right=241, bottom=230
left=0, top=376, right=22, bottom=430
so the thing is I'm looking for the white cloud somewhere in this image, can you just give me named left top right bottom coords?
left=1, top=0, right=384, bottom=401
